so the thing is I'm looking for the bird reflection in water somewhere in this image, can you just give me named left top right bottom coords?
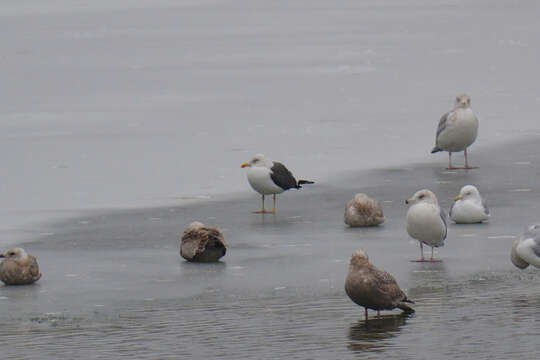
left=347, top=313, right=412, bottom=353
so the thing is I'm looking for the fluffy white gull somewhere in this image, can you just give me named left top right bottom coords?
left=345, top=249, right=414, bottom=321
left=0, top=248, right=42, bottom=285
left=431, top=94, right=479, bottom=169
left=449, top=185, right=490, bottom=224
left=511, top=224, right=540, bottom=269
left=241, top=154, right=314, bottom=214
left=405, top=189, right=447, bottom=262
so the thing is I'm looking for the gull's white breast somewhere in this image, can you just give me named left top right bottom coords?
left=450, top=200, right=489, bottom=223
left=246, top=167, right=284, bottom=195
left=406, top=202, right=446, bottom=247
left=437, top=108, right=478, bottom=152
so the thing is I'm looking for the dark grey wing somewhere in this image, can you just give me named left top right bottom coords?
left=270, top=162, right=298, bottom=190
left=449, top=201, right=456, bottom=218
left=481, top=198, right=490, bottom=216
left=439, top=208, right=448, bottom=240
left=531, top=233, right=540, bottom=257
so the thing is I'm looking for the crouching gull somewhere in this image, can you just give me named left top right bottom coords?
left=511, top=224, right=540, bottom=269
left=180, top=222, right=227, bottom=262
left=431, top=94, right=479, bottom=169
left=0, top=248, right=42, bottom=285
left=450, top=185, right=490, bottom=224
left=345, top=249, right=414, bottom=320
left=241, top=154, right=314, bottom=214
left=344, top=193, right=385, bottom=227
left=405, top=189, right=447, bottom=262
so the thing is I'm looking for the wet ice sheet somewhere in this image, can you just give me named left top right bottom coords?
left=2, top=0, right=540, bottom=247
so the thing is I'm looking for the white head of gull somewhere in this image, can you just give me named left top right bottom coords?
left=449, top=185, right=490, bottom=224
left=345, top=249, right=414, bottom=320
left=405, top=189, right=447, bottom=262
left=431, top=94, right=479, bottom=169
left=0, top=247, right=42, bottom=285
left=511, top=224, right=540, bottom=269
left=241, top=154, right=313, bottom=214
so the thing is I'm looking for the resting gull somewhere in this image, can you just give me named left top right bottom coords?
left=344, top=193, right=385, bottom=227
left=180, top=222, right=227, bottom=262
left=431, top=94, right=479, bottom=169
left=511, top=224, right=540, bottom=269
left=345, top=249, right=414, bottom=320
left=241, top=154, right=314, bottom=214
left=0, top=248, right=42, bottom=285
left=449, top=185, right=490, bottom=224
left=406, top=189, right=447, bottom=262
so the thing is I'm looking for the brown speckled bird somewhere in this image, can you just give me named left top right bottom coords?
left=180, top=222, right=227, bottom=262
left=345, top=249, right=414, bottom=320
left=0, top=248, right=42, bottom=285
left=344, top=193, right=385, bottom=227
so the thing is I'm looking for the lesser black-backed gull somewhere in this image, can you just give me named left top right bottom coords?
left=241, top=154, right=314, bottom=214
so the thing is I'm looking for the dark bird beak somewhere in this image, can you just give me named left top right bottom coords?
left=405, top=200, right=409, bottom=204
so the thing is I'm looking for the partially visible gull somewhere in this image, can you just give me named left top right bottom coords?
left=345, top=249, right=414, bottom=320
left=511, top=224, right=540, bottom=269
left=344, top=193, right=385, bottom=227
left=180, top=222, right=227, bottom=262
left=0, top=248, right=42, bottom=285
left=241, top=154, right=314, bottom=214
left=449, top=185, right=490, bottom=224
left=431, top=94, right=479, bottom=169
left=406, top=189, right=447, bottom=262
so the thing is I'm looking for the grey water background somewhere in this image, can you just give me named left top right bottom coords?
left=1, top=0, right=540, bottom=359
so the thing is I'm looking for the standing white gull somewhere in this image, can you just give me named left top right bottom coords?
left=449, top=185, right=490, bottom=224
left=241, top=154, right=314, bottom=214
left=431, top=94, right=479, bottom=169
left=405, top=189, right=447, bottom=262
left=511, top=224, right=540, bottom=269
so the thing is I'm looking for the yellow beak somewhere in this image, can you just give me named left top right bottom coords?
left=405, top=198, right=412, bottom=204
left=454, top=195, right=463, bottom=201
left=241, top=163, right=250, bottom=168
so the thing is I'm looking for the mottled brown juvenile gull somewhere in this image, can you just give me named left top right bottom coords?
left=406, top=189, right=447, bottom=262
left=0, top=248, right=42, bottom=285
left=511, top=224, right=540, bottom=269
left=345, top=249, right=414, bottom=320
left=344, top=193, right=385, bottom=227
left=180, top=222, right=227, bottom=262
left=431, top=94, right=479, bottom=169
left=241, top=154, right=314, bottom=214
left=449, top=185, right=490, bottom=224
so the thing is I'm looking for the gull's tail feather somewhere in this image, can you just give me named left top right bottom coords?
left=397, top=302, right=415, bottom=313
left=431, top=146, right=441, bottom=154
